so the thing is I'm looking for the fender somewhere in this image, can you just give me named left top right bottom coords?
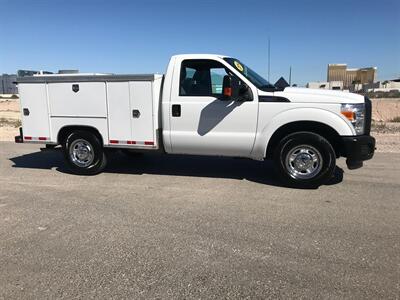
left=251, top=107, right=355, bottom=160
left=52, top=118, right=108, bottom=145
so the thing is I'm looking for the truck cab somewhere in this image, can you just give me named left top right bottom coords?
left=15, top=54, right=375, bottom=187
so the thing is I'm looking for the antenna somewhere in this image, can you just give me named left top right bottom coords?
left=268, top=37, right=271, bottom=81
left=289, top=66, right=292, bottom=86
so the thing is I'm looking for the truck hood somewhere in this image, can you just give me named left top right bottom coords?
left=262, top=87, right=364, bottom=104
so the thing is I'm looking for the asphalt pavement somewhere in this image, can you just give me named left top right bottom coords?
left=0, top=142, right=399, bottom=299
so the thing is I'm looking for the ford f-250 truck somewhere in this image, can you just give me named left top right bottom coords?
left=15, top=54, right=375, bottom=187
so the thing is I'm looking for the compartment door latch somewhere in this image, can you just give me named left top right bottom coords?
left=132, top=109, right=141, bottom=118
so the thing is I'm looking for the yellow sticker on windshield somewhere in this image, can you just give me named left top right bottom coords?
left=234, top=61, right=244, bottom=72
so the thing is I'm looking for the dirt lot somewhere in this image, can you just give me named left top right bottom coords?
left=372, top=98, right=400, bottom=122
left=0, top=98, right=21, bottom=141
left=1, top=97, right=399, bottom=152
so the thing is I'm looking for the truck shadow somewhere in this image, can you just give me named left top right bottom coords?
left=197, top=100, right=241, bottom=136
left=9, top=149, right=343, bottom=189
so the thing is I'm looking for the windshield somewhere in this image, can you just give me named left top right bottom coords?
left=223, top=58, right=275, bottom=91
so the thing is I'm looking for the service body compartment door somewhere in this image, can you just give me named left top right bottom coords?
left=48, top=82, right=107, bottom=117
left=129, top=81, right=154, bottom=144
left=107, top=82, right=132, bottom=142
left=107, top=81, right=155, bottom=146
left=18, top=83, right=51, bottom=141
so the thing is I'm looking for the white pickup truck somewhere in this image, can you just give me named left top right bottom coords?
left=15, top=54, right=375, bottom=187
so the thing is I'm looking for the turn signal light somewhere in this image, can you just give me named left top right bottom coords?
left=341, top=110, right=355, bottom=121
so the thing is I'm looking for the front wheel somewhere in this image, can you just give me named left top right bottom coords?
left=63, top=130, right=107, bottom=175
left=273, top=132, right=336, bottom=188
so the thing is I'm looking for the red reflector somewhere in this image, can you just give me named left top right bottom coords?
left=127, top=141, right=136, bottom=144
left=224, top=87, right=232, bottom=97
left=144, top=141, right=154, bottom=145
left=109, top=140, right=118, bottom=144
left=24, top=136, right=32, bottom=140
left=38, top=137, right=47, bottom=141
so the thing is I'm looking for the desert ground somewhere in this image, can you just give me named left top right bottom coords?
left=0, top=96, right=399, bottom=152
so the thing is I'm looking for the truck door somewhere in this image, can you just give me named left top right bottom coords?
left=169, top=59, right=258, bottom=157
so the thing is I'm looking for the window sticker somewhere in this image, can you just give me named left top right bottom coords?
left=234, top=61, right=244, bottom=72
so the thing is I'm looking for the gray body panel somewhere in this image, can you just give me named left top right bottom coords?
left=17, top=74, right=159, bottom=83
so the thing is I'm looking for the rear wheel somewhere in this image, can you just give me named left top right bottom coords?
left=63, top=130, right=107, bottom=175
left=273, top=132, right=336, bottom=188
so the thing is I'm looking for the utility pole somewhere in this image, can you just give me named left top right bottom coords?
left=268, top=37, right=271, bottom=82
left=289, top=66, right=292, bottom=86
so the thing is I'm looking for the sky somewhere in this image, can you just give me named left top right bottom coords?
left=0, top=0, right=399, bottom=85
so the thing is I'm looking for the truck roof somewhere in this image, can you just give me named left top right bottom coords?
left=171, top=54, right=228, bottom=60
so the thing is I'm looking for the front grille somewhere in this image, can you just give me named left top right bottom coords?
left=364, top=96, right=372, bottom=135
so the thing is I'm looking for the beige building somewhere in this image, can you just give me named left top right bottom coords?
left=327, top=64, right=376, bottom=88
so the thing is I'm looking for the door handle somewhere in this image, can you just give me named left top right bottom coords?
left=172, top=104, right=181, bottom=117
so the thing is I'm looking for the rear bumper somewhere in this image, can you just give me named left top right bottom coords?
left=15, top=127, right=23, bottom=143
left=341, top=135, right=375, bottom=169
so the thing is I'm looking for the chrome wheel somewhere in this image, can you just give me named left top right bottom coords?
left=69, top=139, right=94, bottom=168
left=285, top=145, right=323, bottom=180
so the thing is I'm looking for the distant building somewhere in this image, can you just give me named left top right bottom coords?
left=327, top=64, right=376, bottom=89
left=306, top=81, right=343, bottom=90
left=58, top=70, right=79, bottom=74
left=17, top=70, right=53, bottom=77
left=0, top=74, right=18, bottom=94
left=362, top=78, right=400, bottom=92
left=307, top=64, right=378, bottom=92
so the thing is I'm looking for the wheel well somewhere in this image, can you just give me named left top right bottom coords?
left=265, top=121, right=343, bottom=159
left=57, top=126, right=104, bottom=146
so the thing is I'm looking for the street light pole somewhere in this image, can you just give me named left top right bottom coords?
left=268, top=37, right=271, bottom=82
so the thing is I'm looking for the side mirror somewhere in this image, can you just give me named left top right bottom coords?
left=222, top=75, right=238, bottom=100
left=239, top=83, right=253, bottom=101
left=222, top=75, right=253, bottom=101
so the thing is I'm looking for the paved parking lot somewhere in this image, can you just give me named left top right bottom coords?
left=0, top=142, right=399, bottom=299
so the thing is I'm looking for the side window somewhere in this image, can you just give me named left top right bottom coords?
left=180, top=59, right=230, bottom=97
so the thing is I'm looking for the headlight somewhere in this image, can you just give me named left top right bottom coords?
left=341, top=103, right=365, bottom=135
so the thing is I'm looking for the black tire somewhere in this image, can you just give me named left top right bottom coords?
left=273, top=131, right=336, bottom=188
left=62, top=130, right=107, bottom=175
